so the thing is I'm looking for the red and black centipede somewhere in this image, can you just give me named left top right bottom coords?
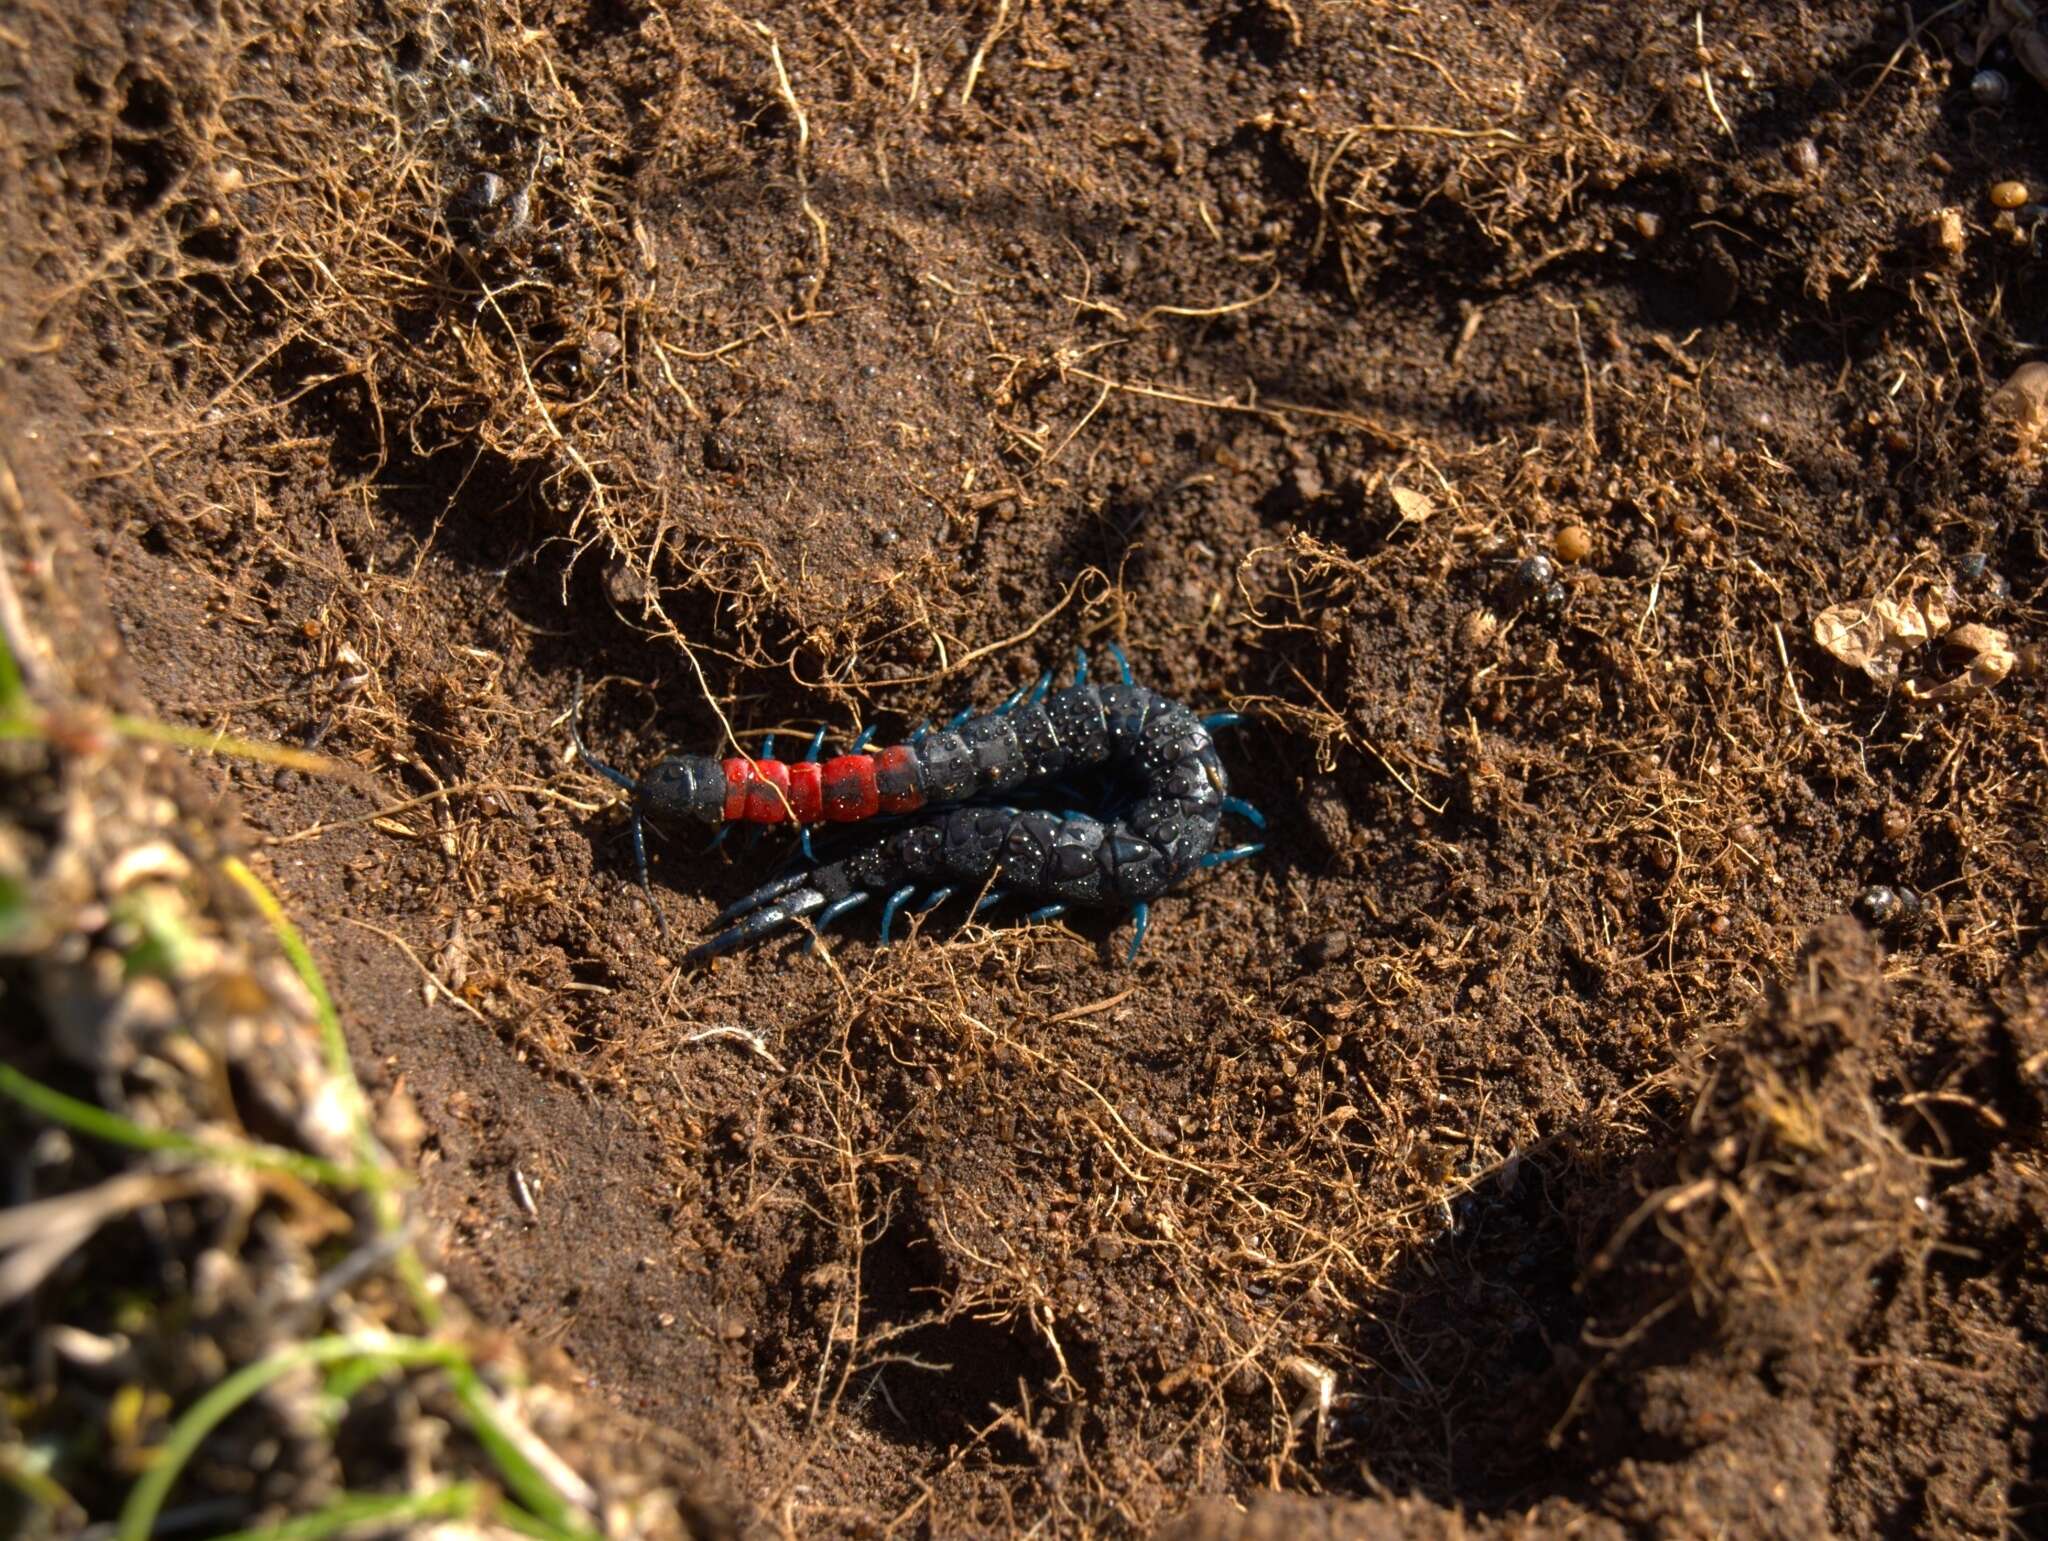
left=570, top=646, right=1264, bottom=962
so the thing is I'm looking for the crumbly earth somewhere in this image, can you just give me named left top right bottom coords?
left=3, top=0, right=2045, bottom=1534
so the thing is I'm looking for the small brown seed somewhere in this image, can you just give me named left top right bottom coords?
left=1787, top=139, right=1821, bottom=177
left=1303, top=929, right=1353, bottom=966
left=1990, top=180, right=2030, bottom=210
left=1553, top=524, right=1593, bottom=564
left=1631, top=209, right=1664, bottom=240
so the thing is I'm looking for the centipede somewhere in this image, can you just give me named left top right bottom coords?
left=570, top=646, right=1264, bottom=963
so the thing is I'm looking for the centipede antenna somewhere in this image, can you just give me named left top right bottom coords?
left=1108, top=641, right=1133, bottom=685
left=851, top=723, right=879, bottom=753
left=1221, top=796, right=1267, bottom=830
left=568, top=680, right=668, bottom=940
left=629, top=818, right=671, bottom=943
left=915, top=887, right=954, bottom=913
left=1025, top=902, right=1068, bottom=925
left=877, top=885, right=918, bottom=944
left=1199, top=843, right=1264, bottom=869
left=1125, top=902, right=1150, bottom=963
left=1027, top=670, right=1052, bottom=705
left=804, top=891, right=871, bottom=952
left=1201, top=712, right=1242, bottom=731
left=1072, top=647, right=1088, bottom=686
left=566, top=679, right=641, bottom=795
left=803, top=727, right=827, bottom=762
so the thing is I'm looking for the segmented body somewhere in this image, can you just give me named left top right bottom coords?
left=571, top=651, right=1262, bottom=963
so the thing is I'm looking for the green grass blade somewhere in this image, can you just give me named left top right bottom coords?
left=201, top=1482, right=484, bottom=1541
left=218, top=856, right=438, bottom=1324
left=115, top=1334, right=456, bottom=1541
left=0, top=1062, right=380, bottom=1191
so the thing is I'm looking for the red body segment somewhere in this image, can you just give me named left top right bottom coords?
left=721, top=758, right=752, bottom=822
left=719, top=754, right=885, bottom=825
left=821, top=754, right=881, bottom=821
left=876, top=744, right=924, bottom=813
left=787, top=761, right=824, bottom=824
left=743, top=759, right=793, bottom=823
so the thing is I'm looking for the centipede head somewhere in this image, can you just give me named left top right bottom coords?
left=638, top=754, right=729, bottom=825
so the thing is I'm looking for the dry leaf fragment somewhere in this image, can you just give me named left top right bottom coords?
left=1974, top=1, right=2048, bottom=91
left=1903, top=624, right=2016, bottom=704
left=1813, top=584, right=1954, bottom=684
left=1388, top=486, right=1435, bottom=525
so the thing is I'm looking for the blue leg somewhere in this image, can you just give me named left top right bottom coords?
left=851, top=723, right=878, bottom=753
left=974, top=888, right=1008, bottom=914
left=1025, top=902, right=1068, bottom=925
left=705, top=824, right=731, bottom=852
left=1202, top=712, right=1242, bottom=731
left=760, top=733, right=776, bottom=760
left=718, top=870, right=812, bottom=924
left=995, top=683, right=1028, bottom=716
left=1125, top=902, right=1150, bottom=964
left=1108, top=642, right=1133, bottom=685
left=878, top=885, right=917, bottom=944
left=1200, top=843, right=1264, bottom=869
left=1072, top=647, right=1088, bottom=686
left=804, top=727, right=826, bottom=763
left=1221, top=796, right=1266, bottom=830
left=798, top=827, right=816, bottom=862
left=911, top=721, right=931, bottom=746
left=915, top=887, right=955, bottom=913
left=1027, top=671, right=1052, bottom=706
left=804, top=891, right=872, bottom=952
left=946, top=705, right=973, bottom=730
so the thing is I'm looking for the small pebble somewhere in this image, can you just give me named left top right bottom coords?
left=1955, top=551, right=1990, bottom=586
left=1990, top=180, right=2030, bottom=211
left=1553, top=525, right=1593, bottom=564
left=1512, top=552, right=1555, bottom=596
left=1926, top=207, right=1965, bottom=256
left=1631, top=210, right=1664, bottom=240
left=1857, top=885, right=1901, bottom=925
left=1303, top=930, right=1352, bottom=966
left=1970, top=69, right=2010, bottom=107
left=1787, top=138, right=1821, bottom=177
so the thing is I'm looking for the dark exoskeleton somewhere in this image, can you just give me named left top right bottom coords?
left=571, top=647, right=1263, bottom=962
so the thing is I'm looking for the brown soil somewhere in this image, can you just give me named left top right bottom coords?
left=5, top=0, right=2046, bottom=1534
